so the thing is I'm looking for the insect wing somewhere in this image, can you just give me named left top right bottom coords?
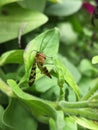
left=37, top=62, right=52, bottom=78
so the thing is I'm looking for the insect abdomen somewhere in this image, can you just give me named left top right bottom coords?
left=29, top=62, right=36, bottom=86
left=37, top=63, right=52, bottom=78
left=43, top=66, right=52, bottom=78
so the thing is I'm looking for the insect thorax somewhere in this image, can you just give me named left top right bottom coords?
left=36, top=52, right=46, bottom=64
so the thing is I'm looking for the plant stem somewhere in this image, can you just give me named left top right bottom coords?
left=59, top=100, right=89, bottom=108
left=61, top=108, right=98, bottom=121
left=57, top=100, right=98, bottom=121
left=0, top=78, right=13, bottom=96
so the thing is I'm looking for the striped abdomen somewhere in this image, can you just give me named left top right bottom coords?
left=37, top=63, right=52, bottom=78
left=29, top=62, right=36, bottom=86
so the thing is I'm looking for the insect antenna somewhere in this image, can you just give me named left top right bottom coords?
left=39, top=36, right=46, bottom=52
left=39, top=33, right=52, bottom=52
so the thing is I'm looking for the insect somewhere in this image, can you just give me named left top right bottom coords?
left=29, top=39, right=52, bottom=86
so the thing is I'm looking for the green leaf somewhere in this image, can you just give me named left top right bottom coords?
left=40, top=84, right=60, bottom=101
left=0, top=4, right=48, bottom=43
left=3, top=99, right=38, bottom=130
left=78, top=59, right=98, bottom=77
left=0, top=50, right=24, bottom=66
left=45, top=0, right=82, bottom=16
left=23, top=28, right=59, bottom=80
left=79, top=78, right=98, bottom=98
left=33, top=76, right=59, bottom=93
left=54, top=59, right=80, bottom=99
left=49, top=118, right=57, bottom=130
left=74, top=117, right=98, bottom=130
left=81, top=78, right=98, bottom=100
left=49, top=111, right=66, bottom=130
left=7, top=79, right=57, bottom=123
left=56, top=111, right=66, bottom=130
left=0, top=0, right=20, bottom=6
left=65, top=117, right=77, bottom=130
left=59, top=55, right=81, bottom=83
left=92, top=55, right=98, bottom=64
left=58, top=23, right=78, bottom=45
left=18, top=0, right=46, bottom=11
left=0, top=105, right=11, bottom=130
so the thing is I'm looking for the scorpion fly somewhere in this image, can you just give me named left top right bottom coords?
left=29, top=37, right=52, bottom=86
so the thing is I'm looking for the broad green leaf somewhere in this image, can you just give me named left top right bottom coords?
left=92, top=55, right=98, bottom=64
left=56, top=111, right=66, bottom=130
left=79, top=78, right=98, bottom=99
left=74, top=117, right=98, bottom=130
left=23, top=28, right=59, bottom=81
left=3, top=99, right=38, bottom=130
left=65, top=117, right=77, bottom=130
left=0, top=4, right=48, bottom=43
left=49, top=118, right=56, bottom=130
left=49, top=111, right=66, bottom=130
left=45, top=0, right=82, bottom=16
left=18, top=0, right=46, bottom=11
left=78, top=59, right=98, bottom=77
left=54, top=59, right=80, bottom=99
left=58, top=23, right=78, bottom=45
left=0, top=50, right=24, bottom=66
left=0, top=105, right=12, bottom=130
left=7, top=79, right=57, bottom=123
left=40, top=84, right=60, bottom=101
left=81, top=78, right=98, bottom=101
left=33, top=76, right=59, bottom=93
left=0, top=0, right=20, bottom=6
left=59, top=55, right=81, bottom=83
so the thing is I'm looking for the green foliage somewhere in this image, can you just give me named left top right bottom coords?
left=0, top=4, right=48, bottom=43
left=3, top=99, right=38, bottom=130
left=18, top=0, right=47, bottom=11
left=0, top=0, right=98, bottom=130
left=92, top=55, right=98, bottom=64
left=45, top=0, right=82, bottom=16
left=0, top=0, right=21, bottom=6
left=0, top=50, right=24, bottom=65
left=54, top=58, right=80, bottom=99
